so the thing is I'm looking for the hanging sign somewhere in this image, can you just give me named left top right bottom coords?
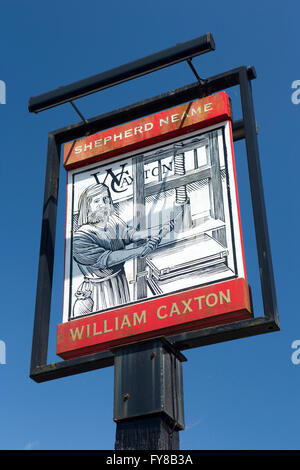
left=57, top=91, right=253, bottom=359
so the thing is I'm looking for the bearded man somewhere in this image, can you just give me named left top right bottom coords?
left=72, top=183, right=162, bottom=317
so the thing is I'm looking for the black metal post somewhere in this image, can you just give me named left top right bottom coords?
left=30, top=133, right=60, bottom=373
left=239, top=68, right=279, bottom=324
left=113, top=339, right=186, bottom=450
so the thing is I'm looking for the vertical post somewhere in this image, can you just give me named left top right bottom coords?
left=30, top=134, right=60, bottom=373
left=113, top=339, right=186, bottom=450
left=239, top=68, right=279, bottom=323
left=132, top=155, right=148, bottom=300
left=209, top=130, right=226, bottom=246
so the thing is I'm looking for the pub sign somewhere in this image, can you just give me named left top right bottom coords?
left=57, top=91, right=253, bottom=359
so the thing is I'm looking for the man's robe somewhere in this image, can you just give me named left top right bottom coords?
left=72, top=215, right=135, bottom=317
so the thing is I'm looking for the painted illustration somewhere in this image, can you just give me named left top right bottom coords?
left=63, top=122, right=245, bottom=322
left=72, top=182, right=179, bottom=316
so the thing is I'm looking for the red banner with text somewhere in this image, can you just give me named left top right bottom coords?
left=63, top=91, right=232, bottom=170
left=57, top=278, right=252, bottom=359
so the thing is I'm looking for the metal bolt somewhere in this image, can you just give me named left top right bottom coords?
left=123, top=393, right=130, bottom=401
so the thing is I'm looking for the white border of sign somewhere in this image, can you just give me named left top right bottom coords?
left=62, top=120, right=246, bottom=324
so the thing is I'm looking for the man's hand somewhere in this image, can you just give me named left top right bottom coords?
left=140, top=236, right=160, bottom=257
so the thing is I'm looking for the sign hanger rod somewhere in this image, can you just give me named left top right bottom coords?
left=186, top=58, right=205, bottom=86
left=70, top=101, right=88, bottom=125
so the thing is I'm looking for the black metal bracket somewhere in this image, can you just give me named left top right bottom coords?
left=186, top=58, right=206, bottom=87
left=113, top=338, right=185, bottom=429
left=70, top=101, right=88, bottom=126
left=29, top=61, right=279, bottom=383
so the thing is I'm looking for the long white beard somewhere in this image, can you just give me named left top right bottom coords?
left=87, top=208, right=110, bottom=226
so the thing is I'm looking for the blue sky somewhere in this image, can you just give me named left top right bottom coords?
left=0, top=0, right=299, bottom=450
